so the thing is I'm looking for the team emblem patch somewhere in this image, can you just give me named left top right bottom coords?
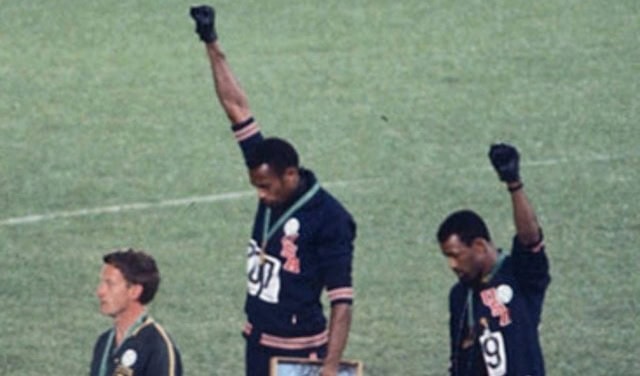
left=496, top=284, right=513, bottom=304
left=284, top=218, right=300, bottom=236
left=281, top=218, right=300, bottom=274
left=480, top=287, right=512, bottom=327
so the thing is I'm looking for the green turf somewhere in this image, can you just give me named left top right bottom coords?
left=1, top=0, right=638, bottom=374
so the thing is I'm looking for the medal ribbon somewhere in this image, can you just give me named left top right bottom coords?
left=260, top=182, right=320, bottom=262
left=465, top=251, right=507, bottom=340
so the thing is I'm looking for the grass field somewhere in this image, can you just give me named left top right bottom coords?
left=1, top=1, right=639, bottom=375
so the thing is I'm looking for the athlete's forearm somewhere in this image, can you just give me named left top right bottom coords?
left=322, top=303, right=352, bottom=376
left=205, top=42, right=253, bottom=124
left=509, top=184, right=541, bottom=246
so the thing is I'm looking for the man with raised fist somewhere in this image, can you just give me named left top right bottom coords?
left=189, top=5, right=357, bottom=376
left=436, top=143, right=550, bottom=376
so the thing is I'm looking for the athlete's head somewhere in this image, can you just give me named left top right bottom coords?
left=96, top=249, right=160, bottom=317
left=437, top=210, right=495, bottom=284
left=246, top=137, right=300, bottom=207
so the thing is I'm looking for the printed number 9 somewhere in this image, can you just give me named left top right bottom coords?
left=482, top=336, right=502, bottom=368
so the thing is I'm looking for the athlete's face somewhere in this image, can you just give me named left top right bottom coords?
left=440, top=234, right=485, bottom=284
left=249, top=164, right=298, bottom=207
left=96, top=264, right=139, bottom=318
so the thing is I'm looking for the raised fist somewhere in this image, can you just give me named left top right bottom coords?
left=489, top=143, right=520, bottom=183
left=190, top=5, right=217, bottom=43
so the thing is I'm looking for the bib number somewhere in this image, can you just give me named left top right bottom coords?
left=247, top=240, right=281, bottom=303
left=479, top=327, right=507, bottom=376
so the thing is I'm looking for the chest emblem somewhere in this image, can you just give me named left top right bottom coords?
left=480, top=286, right=512, bottom=327
left=280, top=218, right=300, bottom=274
left=496, top=284, right=513, bottom=304
left=121, top=349, right=138, bottom=367
left=114, top=348, right=137, bottom=376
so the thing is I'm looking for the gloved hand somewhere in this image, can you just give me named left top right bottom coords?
left=488, top=143, right=520, bottom=183
left=190, top=5, right=217, bottom=43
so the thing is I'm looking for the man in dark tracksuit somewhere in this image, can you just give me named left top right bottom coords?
left=189, top=6, right=356, bottom=376
left=90, top=249, right=182, bottom=376
left=437, top=144, right=550, bottom=375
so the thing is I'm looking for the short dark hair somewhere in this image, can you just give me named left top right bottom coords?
left=436, top=210, right=492, bottom=246
left=246, top=137, right=299, bottom=176
left=103, top=248, right=160, bottom=305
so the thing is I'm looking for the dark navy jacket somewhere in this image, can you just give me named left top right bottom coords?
left=231, top=121, right=356, bottom=350
left=448, top=236, right=550, bottom=376
left=90, top=316, right=182, bottom=376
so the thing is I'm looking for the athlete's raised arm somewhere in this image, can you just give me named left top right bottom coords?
left=190, top=5, right=254, bottom=125
left=488, top=143, right=542, bottom=248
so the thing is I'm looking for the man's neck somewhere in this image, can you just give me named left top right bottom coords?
left=480, top=248, right=502, bottom=284
left=113, top=305, right=146, bottom=345
left=273, top=170, right=307, bottom=213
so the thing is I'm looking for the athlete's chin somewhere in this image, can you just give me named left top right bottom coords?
left=98, top=303, right=113, bottom=316
left=456, top=273, right=473, bottom=284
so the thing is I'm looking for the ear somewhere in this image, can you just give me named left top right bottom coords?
left=128, top=283, right=144, bottom=302
left=471, top=238, right=489, bottom=254
left=283, top=166, right=299, bottom=183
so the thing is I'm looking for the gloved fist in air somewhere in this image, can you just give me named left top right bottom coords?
left=489, top=143, right=520, bottom=183
left=190, top=5, right=217, bottom=43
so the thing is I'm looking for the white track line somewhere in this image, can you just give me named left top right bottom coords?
left=0, top=191, right=254, bottom=226
left=1, top=152, right=636, bottom=227
left=0, top=179, right=376, bottom=227
left=526, top=153, right=635, bottom=167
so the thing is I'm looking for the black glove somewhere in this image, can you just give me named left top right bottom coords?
left=489, top=143, right=520, bottom=183
left=190, top=5, right=217, bottom=43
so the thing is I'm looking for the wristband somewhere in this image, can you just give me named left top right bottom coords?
left=508, top=182, right=523, bottom=192
left=231, top=117, right=255, bottom=131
